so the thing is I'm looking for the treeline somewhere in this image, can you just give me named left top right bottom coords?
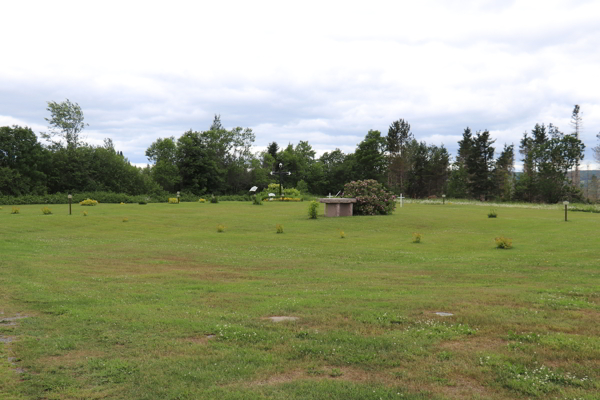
left=0, top=100, right=593, bottom=203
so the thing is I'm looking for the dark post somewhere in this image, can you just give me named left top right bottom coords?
left=68, top=194, right=72, bottom=215
left=563, top=201, right=569, bottom=221
left=270, top=162, right=291, bottom=201
left=177, top=191, right=180, bottom=204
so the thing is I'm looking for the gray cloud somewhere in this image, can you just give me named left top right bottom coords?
left=1, top=0, right=599, bottom=168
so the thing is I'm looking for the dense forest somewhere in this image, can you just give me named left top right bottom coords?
left=1, top=100, right=599, bottom=203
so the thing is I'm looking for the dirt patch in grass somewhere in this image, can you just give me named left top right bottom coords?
left=439, top=336, right=506, bottom=354
left=249, top=365, right=376, bottom=387
left=38, top=350, right=107, bottom=368
left=180, top=335, right=216, bottom=345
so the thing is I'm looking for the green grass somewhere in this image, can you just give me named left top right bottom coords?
left=1, top=201, right=598, bottom=399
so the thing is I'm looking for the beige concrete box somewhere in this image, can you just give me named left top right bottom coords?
left=319, top=198, right=357, bottom=217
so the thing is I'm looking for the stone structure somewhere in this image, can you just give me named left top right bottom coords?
left=319, top=198, right=357, bottom=217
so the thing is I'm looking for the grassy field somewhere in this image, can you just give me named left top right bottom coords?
left=0, top=201, right=598, bottom=400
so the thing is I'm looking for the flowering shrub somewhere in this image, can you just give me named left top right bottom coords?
left=11, top=207, right=20, bottom=214
left=168, top=198, right=179, bottom=204
left=80, top=199, right=98, bottom=206
left=198, top=198, right=206, bottom=203
left=342, top=180, right=396, bottom=215
left=41, top=207, right=52, bottom=215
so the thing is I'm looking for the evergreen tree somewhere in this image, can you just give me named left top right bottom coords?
left=386, top=119, right=413, bottom=192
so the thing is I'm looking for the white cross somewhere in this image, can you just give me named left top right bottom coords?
left=399, top=193, right=404, bottom=207
left=327, top=193, right=333, bottom=198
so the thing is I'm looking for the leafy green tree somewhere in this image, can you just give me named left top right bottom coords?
left=515, top=123, right=585, bottom=202
left=41, top=99, right=88, bottom=149
left=145, top=137, right=180, bottom=192
left=355, top=130, right=386, bottom=182
left=405, top=141, right=449, bottom=198
left=0, top=126, right=48, bottom=195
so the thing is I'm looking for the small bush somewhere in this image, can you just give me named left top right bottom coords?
left=80, top=199, right=98, bottom=206
left=488, top=209, right=498, bottom=218
left=339, top=230, right=346, bottom=239
left=217, top=224, right=225, bottom=233
left=252, top=195, right=263, bottom=205
left=211, top=196, right=219, bottom=204
left=308, top=201, right=319, bottom=219
left=412, top=232, right=422, bottom=243
left=495, top=236, right=512, bottom=249
left=198, top=198, right=206, bottom=203
left=41, top=207, right=52, bottom=215
left=11, top=207, right=20, bottom=214
left=168, top=198, right=179, bottom=204
left=138, top=201, right=147, bottom=205
left=276, top=224, right=284, bottom=234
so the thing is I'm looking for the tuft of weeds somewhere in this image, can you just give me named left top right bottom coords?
left=412, top=232, right=422, bottom=243
left=339, top=230, right=345, bottom=239
left=217, top=224, right=225, bottom=233
left=488, top=209, right=498, bottom=218
left=83, top=211, right=88, bottom=216
left=122, top=217, right=129, bottom=222
left=276, top=224, right=284, bottom=234
left=41, top=206, right=52, bottom=215
left=495, top=236, right=512, bottom=249
left=329, top=368, right=343, bottom=377
left=11, top=206, right=20, bottom=214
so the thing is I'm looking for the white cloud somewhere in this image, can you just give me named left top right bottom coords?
left=1, top=0, right=599, bottom=168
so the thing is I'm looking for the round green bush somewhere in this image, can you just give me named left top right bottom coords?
left=342, top=180, right=396, bottom=215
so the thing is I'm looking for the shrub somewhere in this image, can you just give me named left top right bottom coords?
left=217, top=224, right=225, bottom=232
left=198, top=198, right=206, bottom=203
left=412, top=232, right=422, bottom=243
left=11, top=207, right=20, bottom=214
left=342, top=180, right=396, bottom=215
left=296, top=180, right=309, bottom=193
left=276, top=224, right=284, bottom=234
left=41, top=207, right=52, bottom=215
left=488, top=209, right=498, bottom=218
left=168, top=198, right=179, bottom=204
left=80, top=199, right=98, bottom=206
left=308, top=201, right=319, bottom=219
left=210, top=196, right=219, bottom=204
left=138, top=201, right=147, bottom=205
left=495, top=236, right=512, bottom=249
left=252, top=195, right=262, bottom=205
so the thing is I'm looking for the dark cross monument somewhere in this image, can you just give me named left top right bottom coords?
left=270, top=162, right=291, bottom=200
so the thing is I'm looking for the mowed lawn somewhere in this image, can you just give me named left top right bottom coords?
left=1, top=201, right=598, bottom=400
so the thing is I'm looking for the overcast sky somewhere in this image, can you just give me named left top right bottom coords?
left=1, top=0, right=599, bottom=169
